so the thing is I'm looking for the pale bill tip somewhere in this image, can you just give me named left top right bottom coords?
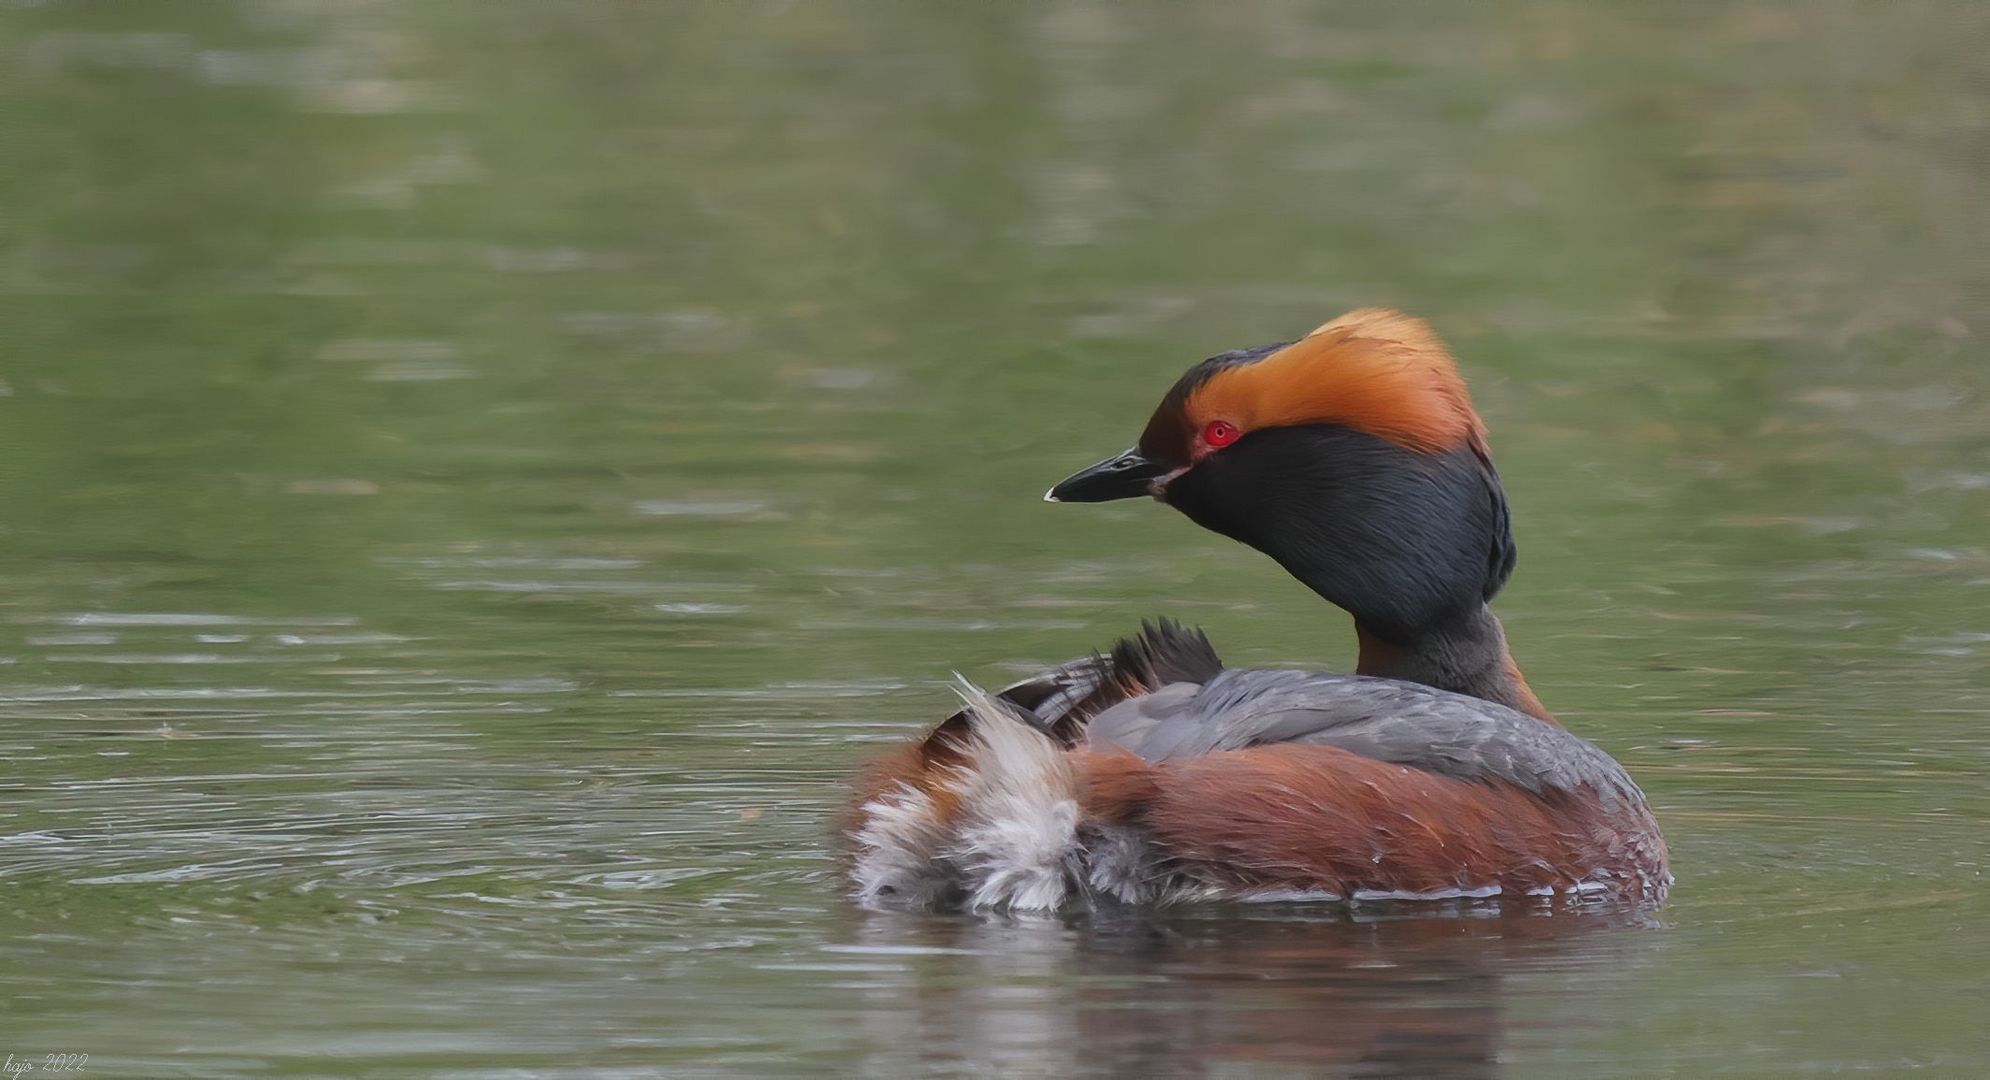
left=1042, top=487, right=1061, bottom=503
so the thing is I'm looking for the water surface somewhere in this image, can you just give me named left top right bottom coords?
left=3, top=2, right=1988, bottom=1076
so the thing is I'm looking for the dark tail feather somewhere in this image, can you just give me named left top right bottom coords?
left=920, top=617, right=1223, bottom=754
left=1113, top=617, right=1223, bottom=689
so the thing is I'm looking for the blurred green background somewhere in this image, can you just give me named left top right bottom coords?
left=2, top=2, right=1986, bottom=1076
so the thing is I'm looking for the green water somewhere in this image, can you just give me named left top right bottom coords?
left=3, top=3, right=1987, bottom=1076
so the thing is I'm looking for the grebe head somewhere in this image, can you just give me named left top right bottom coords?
left=1047, top=308, right=1515, bottom=646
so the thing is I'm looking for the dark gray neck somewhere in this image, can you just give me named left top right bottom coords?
left=1355, top=604, right=1555, bottom=723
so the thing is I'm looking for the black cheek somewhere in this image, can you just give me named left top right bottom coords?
left=1154, top=426, right=1511, bottom=643
left=1159, top=458, right=1248, bottom=539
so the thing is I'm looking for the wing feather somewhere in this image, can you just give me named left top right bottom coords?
left=1086, top=668, right=1642, bottom=807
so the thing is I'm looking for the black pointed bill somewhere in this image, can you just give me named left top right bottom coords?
left=1045, top=447, right=1174, bottom=503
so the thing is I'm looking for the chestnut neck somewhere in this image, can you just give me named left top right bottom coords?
left=1354, top=604, right=1554, bottom=724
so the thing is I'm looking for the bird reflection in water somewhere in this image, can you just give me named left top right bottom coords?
left=843, top=901, right=1654, bottom=1078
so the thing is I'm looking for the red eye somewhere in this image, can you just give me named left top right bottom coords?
left=1203, top=420, right=1241, bottom=448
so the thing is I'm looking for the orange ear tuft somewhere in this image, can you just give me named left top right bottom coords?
left=1187, top=308, right=1486, bottom=453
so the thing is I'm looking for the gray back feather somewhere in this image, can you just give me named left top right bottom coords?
left=1084, top=669, right=1644, bottom=807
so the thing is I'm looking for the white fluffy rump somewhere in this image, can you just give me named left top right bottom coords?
left=850, top=683, right=1102, bottom=912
